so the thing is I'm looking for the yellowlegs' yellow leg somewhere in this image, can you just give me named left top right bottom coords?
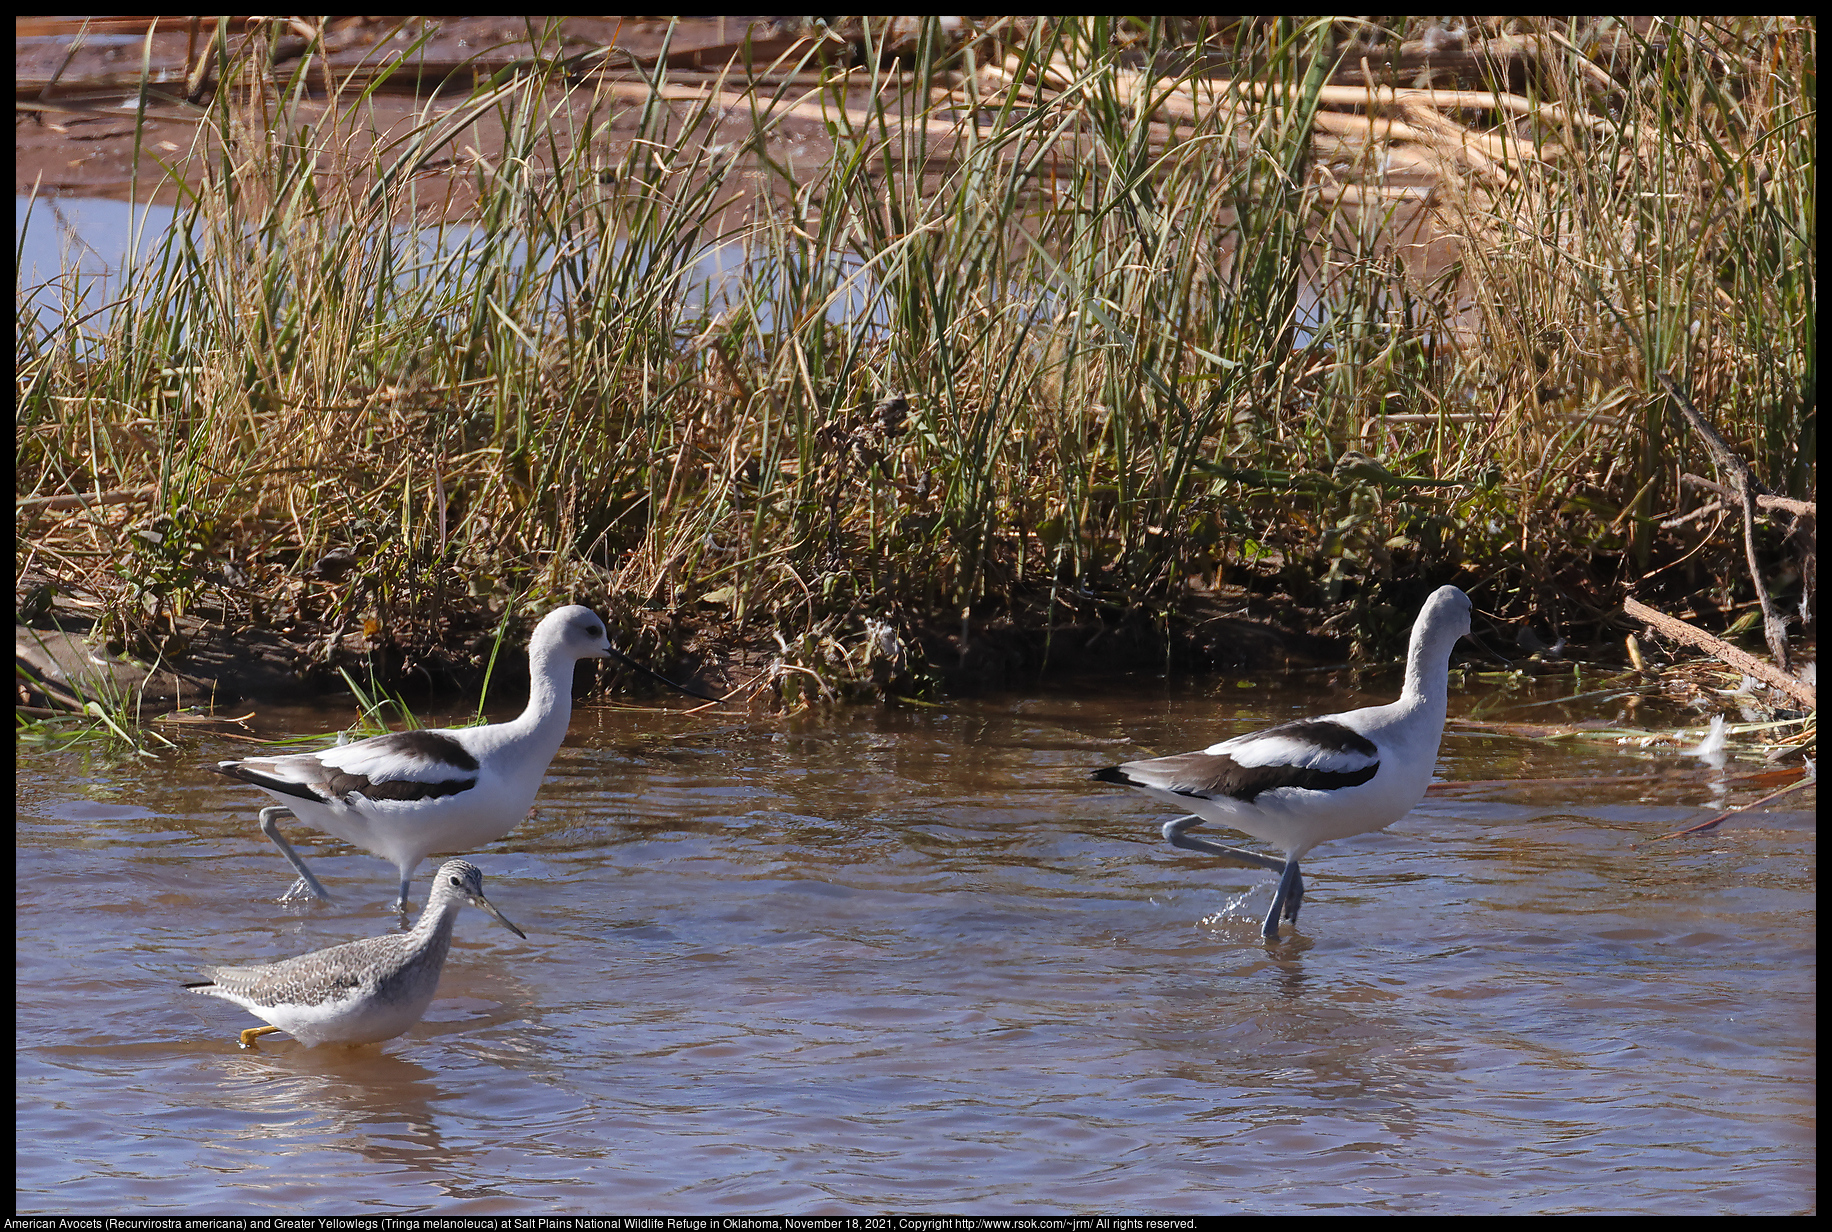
left=238, top=1026, right=283, bottom=1049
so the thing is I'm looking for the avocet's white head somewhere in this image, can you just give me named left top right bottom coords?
left=526, top=603, right=719, bottom=703
left=1415, top=585, right=1473, bottom=646
left=529, top=605, right=615, bottom=664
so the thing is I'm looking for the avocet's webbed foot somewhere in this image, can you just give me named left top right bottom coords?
left=1281, top=866, right=1304, bottom=922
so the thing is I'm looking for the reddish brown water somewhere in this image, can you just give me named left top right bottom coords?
left=15, top=675, right=1814, bottom=1214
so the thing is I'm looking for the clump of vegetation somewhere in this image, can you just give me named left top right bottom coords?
left=16, top=17, right=1814, bottom=707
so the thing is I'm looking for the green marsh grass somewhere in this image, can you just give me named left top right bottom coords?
left=15, top=17, right=1815, bottom=698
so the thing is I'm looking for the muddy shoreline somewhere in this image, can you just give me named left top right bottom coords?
left=16, top=583, right=1353, bottom=713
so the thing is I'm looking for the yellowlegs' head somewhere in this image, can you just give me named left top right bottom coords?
left=427, top=859, right=526, bottom=939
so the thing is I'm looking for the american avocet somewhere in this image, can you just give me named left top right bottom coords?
left=214, top=604, right=713, bottom=908
left=1092, top=585, right=1474, bottom=938
left=185, top=859, right=524, bottom=1048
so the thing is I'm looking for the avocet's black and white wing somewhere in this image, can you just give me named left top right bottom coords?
left=1092, top=718, right=1381, bottom=804
left=217, top=729, right=483, bottom=809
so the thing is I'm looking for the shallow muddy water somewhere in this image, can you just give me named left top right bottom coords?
left=15, top=674, right=1815, bottom=1214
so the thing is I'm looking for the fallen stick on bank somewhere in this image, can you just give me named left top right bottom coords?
left=1622, top=596, right=1815, bottom=710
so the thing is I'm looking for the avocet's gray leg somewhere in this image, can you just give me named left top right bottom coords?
left=1263, top=860, right=1303, bottom=938
left=393, top=873, right=414, bottom=917
left=1162, top=816, right=1287, bottom=872
left=257, top=806, right=335, bottom=903
left=1162, top=817, right=1303, bottom=935
left=1281, top=864, right=1304, bottom=923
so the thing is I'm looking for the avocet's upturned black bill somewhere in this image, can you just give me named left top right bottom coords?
left=1092, top=585, right=1473, bottom=939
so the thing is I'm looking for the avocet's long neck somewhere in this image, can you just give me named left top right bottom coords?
left=492, top=634, right=576, bottom=760
left=1399, top=619, right=1456, bottom=724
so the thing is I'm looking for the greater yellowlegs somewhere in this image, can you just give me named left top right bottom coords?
left=1092, top=584, right=1474, bottom=938
left=184, top=858, right=526, bottom=1048
left=214, top=604, right=713, bottom=908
